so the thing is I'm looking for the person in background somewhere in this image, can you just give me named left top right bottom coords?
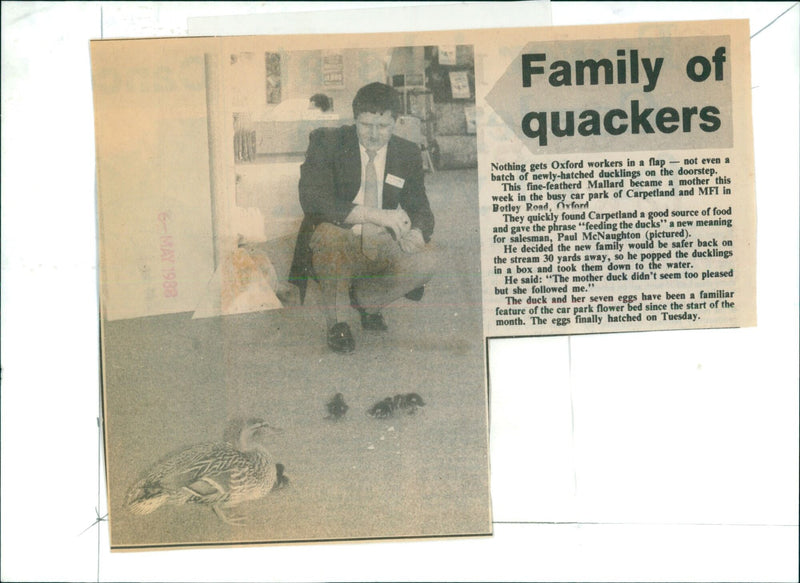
left=290, top=82, right=437, bottom=353
left=309, top=93, right=333, bottom=113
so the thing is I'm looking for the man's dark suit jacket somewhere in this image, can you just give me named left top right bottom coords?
left=289, top=124, right=435, bottom=302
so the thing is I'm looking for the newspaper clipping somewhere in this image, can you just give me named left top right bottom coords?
left=91, top=19, right=755, bottom=549
left=479, top=20, right=755, bottom=337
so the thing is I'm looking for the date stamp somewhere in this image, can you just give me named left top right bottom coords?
left=157, top=212, right=178, bottom=298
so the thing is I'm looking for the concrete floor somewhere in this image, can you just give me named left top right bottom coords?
left=102, top=169, right=492, bottom=548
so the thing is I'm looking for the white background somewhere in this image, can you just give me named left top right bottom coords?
left=1, top=2, right=798, bottom=581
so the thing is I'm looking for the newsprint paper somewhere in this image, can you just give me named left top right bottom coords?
left=91, top=20, right=755, bottom=549
left=480, top=20, right=755, bottom=337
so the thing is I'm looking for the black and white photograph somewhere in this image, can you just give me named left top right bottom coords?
left=92, top=38, right=491, bottom=548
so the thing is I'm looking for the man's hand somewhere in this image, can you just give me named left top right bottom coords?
left=370, top=207, right=411, bottom=240
left=398, top=228, right=425, bottom=253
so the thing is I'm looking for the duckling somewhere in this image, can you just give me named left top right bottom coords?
left=367, top=393, right=426, bottom=418
left=367, top=397, right=395, bottom=418
left=325, top=393, right=349, bottom=420
left=125, top=418, right=287, bottom=525
left=394, top=392, right=425, bottom=414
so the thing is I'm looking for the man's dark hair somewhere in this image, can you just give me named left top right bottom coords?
left=352, top=82, right=401, bottom=119
left=309, top=93, right=332, bottom=112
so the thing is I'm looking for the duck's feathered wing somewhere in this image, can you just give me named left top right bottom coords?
left=125, top=442, right=276, bottom=515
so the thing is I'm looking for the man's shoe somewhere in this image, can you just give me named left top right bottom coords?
left=360, top=311, right=388, bottom=331
left=349, top=285, right=387, bottom=331
left=327, top=322, right=355, bottom=353
left=404, top=286, right=425, bottom=301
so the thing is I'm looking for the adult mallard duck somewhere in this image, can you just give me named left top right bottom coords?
left=125, top=418, right=288, bottom=525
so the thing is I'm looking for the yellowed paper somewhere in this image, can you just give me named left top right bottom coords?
left=477, top=20, right=756, bottom=336
left=93, top=32, right=492, bottom=550
left=92, top=19, right=756, bottom=551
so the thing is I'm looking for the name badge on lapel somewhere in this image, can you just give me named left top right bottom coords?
left=385, top=173, right=405, bottom=189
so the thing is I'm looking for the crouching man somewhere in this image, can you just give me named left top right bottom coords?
left=289, top=82, right=438, bottom=353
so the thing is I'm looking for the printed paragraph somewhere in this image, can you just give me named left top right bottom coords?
left=488, top=155, right=737, bottom=330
